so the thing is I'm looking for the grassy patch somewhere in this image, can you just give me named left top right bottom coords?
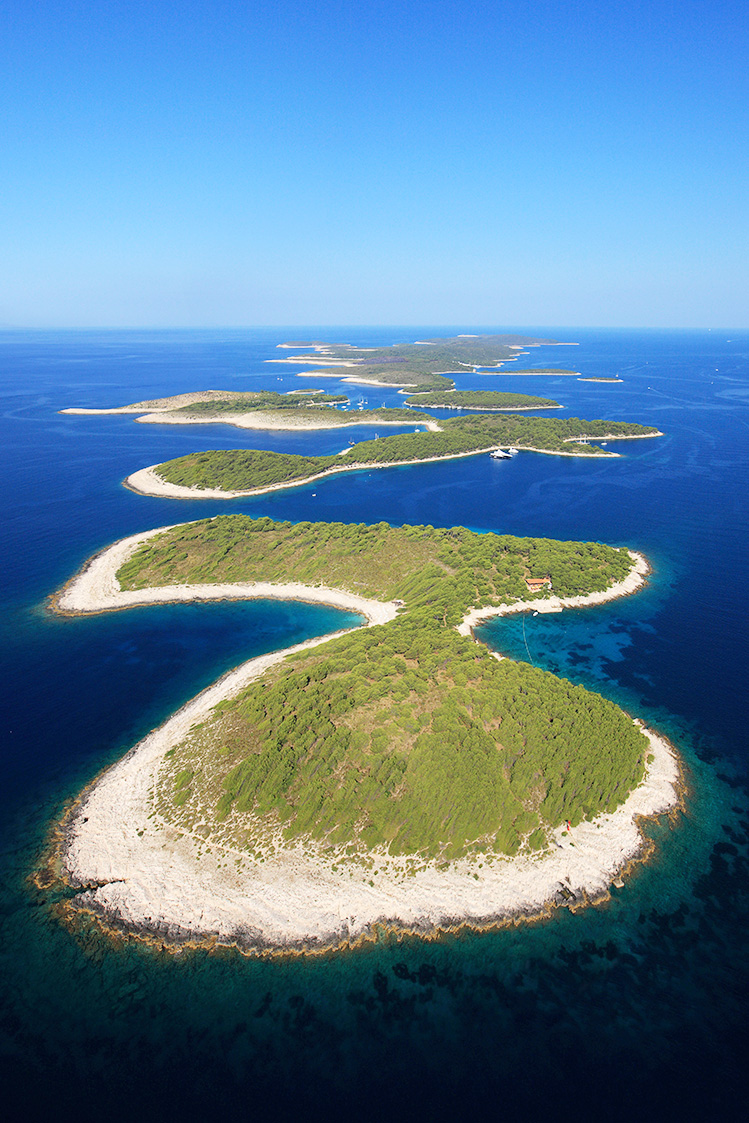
left=153, top=414, right=660, bottom=493
left=126, top=516, right=648, bottom=862
left=404, top=390, right=561, bottom=409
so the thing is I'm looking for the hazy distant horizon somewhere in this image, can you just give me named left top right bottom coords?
left=2, top=0, right=746, bottom=330
left=2, top=323, right=747, bottom=333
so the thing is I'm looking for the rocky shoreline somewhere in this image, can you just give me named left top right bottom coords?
left=44, top=535, right=682, bottom=955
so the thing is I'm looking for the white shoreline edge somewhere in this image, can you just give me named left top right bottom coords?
left=404, top=403, right=564, bottom=412
left=61, top=403, right=441, bottom=434
left=124, top=447, right=510, bottom=501
left=124, top=432, right=662, bottom=501
left=52, top=533, right=680, bottom=952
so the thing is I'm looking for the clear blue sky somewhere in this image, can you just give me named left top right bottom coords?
left=2, top=0, right=747, bottom=327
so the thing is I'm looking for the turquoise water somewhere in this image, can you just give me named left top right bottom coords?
left=1, top=328, right=747, bottom=1119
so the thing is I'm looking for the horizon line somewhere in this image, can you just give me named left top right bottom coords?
left=0, top=324, right=744, bottom=333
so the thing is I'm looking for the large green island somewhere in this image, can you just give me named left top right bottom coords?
left=50, top=515, right=681, bottom=953
left=126, top=412, right=662, bottom=499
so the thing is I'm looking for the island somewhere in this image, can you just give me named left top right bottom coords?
left=403, top=390, right=562, bottom=411
left=60, top=387, right=573, bottom=432
left=45, top=515, right=681, bottom=953
left=59, top=332, right=620, bottom=430
left=267, top=336, right=581, bottom=390
left=123, top=414, right=663, bottom=500
left=61, top=389, right=439, bottom=432
left=476, top=368, right=581, bottom=376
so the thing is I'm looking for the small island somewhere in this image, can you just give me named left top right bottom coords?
left=61, top=389, right=439, bottom=433
left=47, top=516, right=681, bottom=953
left=403, top=390, right=562, bottom=411
left=124, top=413, right=663, bottom=500
left=476, top=368, right=581, bottom=376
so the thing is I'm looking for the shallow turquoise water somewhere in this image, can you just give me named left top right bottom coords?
left=0, top=327, right=747, bottom=1119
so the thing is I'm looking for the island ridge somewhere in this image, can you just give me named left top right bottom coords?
left=127, top=413, right=662, bottom=499
left=47, top=516, right=681, bottom=952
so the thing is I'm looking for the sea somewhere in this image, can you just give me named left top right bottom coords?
left=1, top=327, right=747, bottom=1120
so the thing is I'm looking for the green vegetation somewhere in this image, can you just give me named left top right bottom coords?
left=118, top=515, right=633, bottom=602
left=109, top=389, right=433, bottom=429
left=404, top=390, right=561, bottom=410
left=120, top=515, right=649, bottom=862
left=171, top=393, right=431, bottom=427
left=173, top=390, right=349, bottom=413
left=213, top=628, right=644, bottom=859
left=153, top=413, right=661, bottom=493
left=155, top=449, right=341, bottom=491
left=283, top=334, right=566, bottom=390
left=340, top=406, right=432, bottom=424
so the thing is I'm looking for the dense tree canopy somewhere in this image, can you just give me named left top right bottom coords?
left=121, top=515, right=649, bottom=862
left=277, top=334, right=568, bottom=389
left=154, top=413, right=660, bottom=493
left=404, top=390, right=561, bottom=410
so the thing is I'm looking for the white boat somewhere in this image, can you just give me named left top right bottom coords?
left=490, top=448, right=511, bottom=460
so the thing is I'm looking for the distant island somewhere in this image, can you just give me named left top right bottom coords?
left=61, top=387, right=566, bottom=432
left=268, top=335, right=581, bottom=390
left=49, top=515, right=681, bottom=952
left=403, top=390, right=562, bottom=411
left=61, top=389, right=437, bottom=432
left=483, top=369, right=580, bottom=376
left=60, top=334, right=622, bottom=434
left=125, top=413, right=663, bottom=500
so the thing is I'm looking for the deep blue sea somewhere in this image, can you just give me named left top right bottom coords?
left=1, top=327, right=747, bottom=1120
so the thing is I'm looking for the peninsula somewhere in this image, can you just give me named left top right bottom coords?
left=48, top=516, right=680, bottom=953
left=124, top=414, right=663, bottom=500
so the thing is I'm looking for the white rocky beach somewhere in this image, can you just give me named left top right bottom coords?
left=53, top=532, right=681, bottom=952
